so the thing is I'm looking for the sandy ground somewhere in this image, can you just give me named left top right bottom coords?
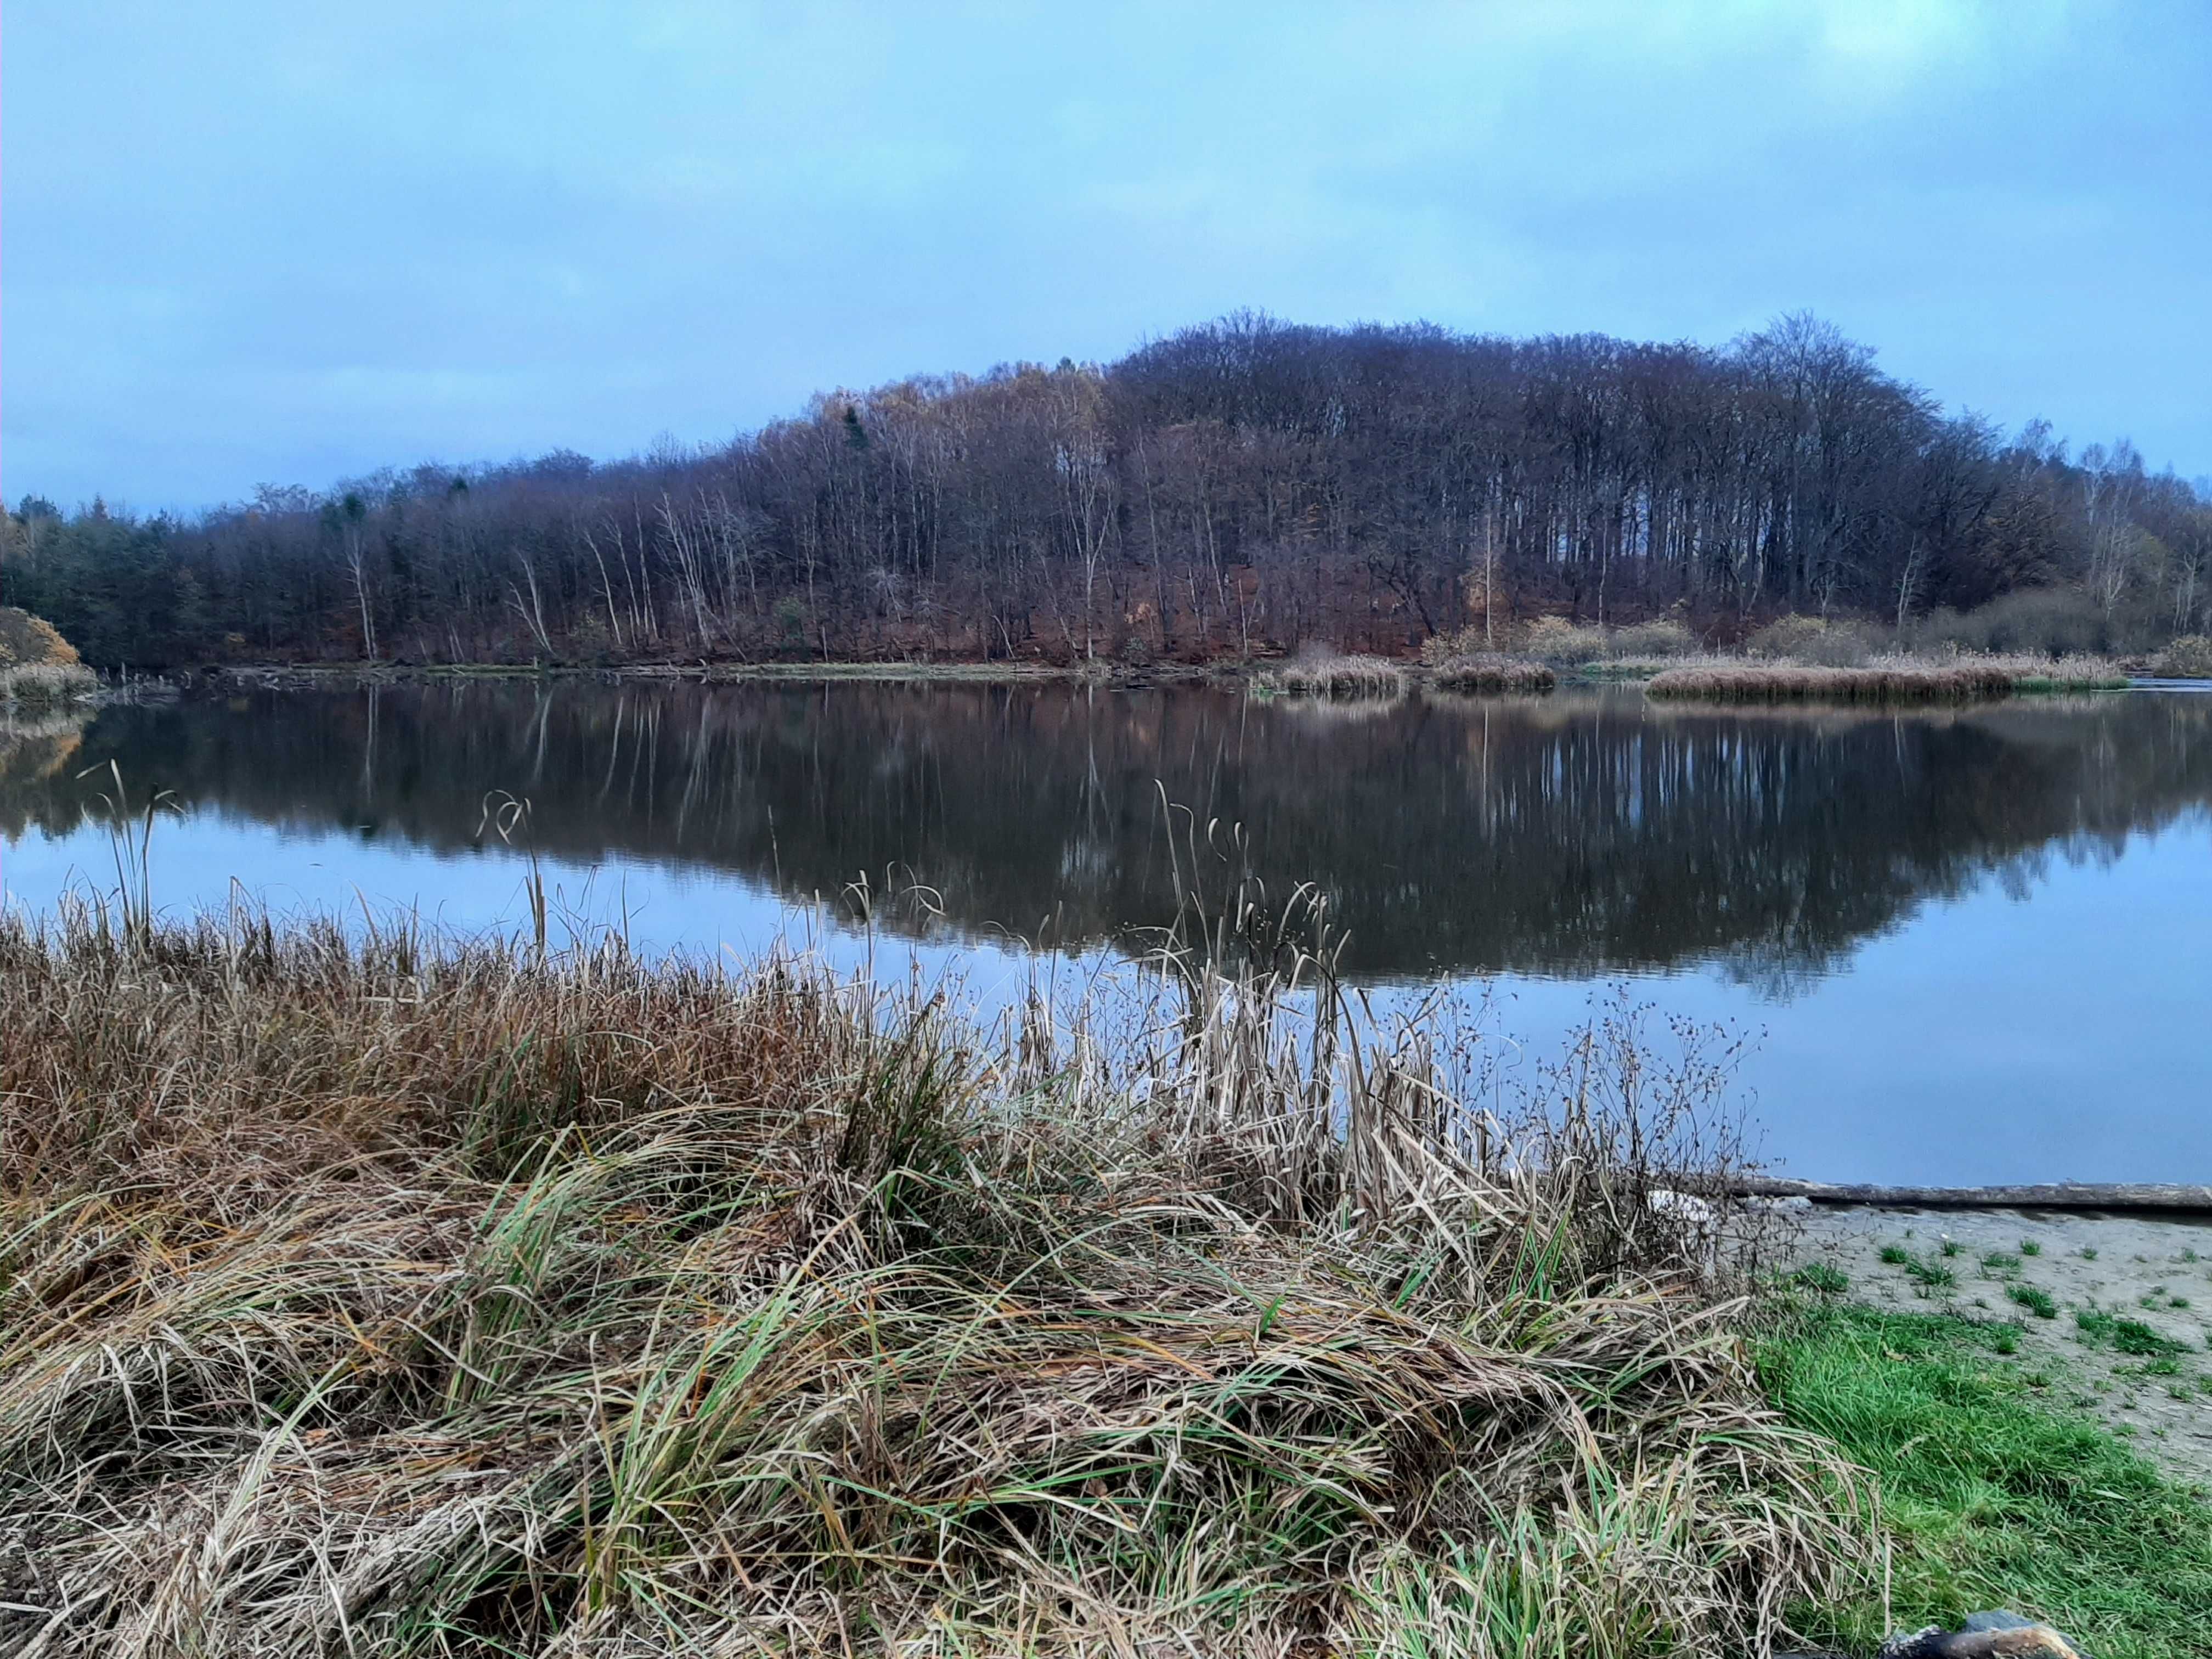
left=1790, top=1205, right=2212, bottom=1489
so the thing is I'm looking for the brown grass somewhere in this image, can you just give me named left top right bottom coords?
left=1647, top=663, right=2021, bottom=703
left=0, top=662, right=99, bottom=708
left=0, top=901, right=1870, bottom=1655
left=1254, top=650, right=1409, bottom=699
left=1430, top=654, right=1558, bottom=693
left=2152, top=636, right=2212, bottom=679
left=0, top=606, right=83, bottom=669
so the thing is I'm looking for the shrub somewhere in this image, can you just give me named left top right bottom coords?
left=1517, top=615, right=1610, bottom=663
left=1916, top=589, right=2111, bottom=657
left=1745, top=615, right=1878, bottom=666
left=2152, top=635, right=2212, bottom=679
left=1609, top=618, right=1700, bottom=658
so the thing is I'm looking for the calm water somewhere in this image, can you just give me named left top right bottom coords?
left=4, top=681, right=2208, bottom=1184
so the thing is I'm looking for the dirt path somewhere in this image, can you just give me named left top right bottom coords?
left=1792, top=1205, right=2212, bottom=1489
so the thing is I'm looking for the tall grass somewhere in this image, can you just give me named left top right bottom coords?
left=1649, top=663, right=2019, bottom=703
left=0, top=896, right=1869, bottom=1655
left=0, top=661, right=99, bottom=708
left=1430, top=654, right=1559, bottom=693
left=1254, top=649, right=1410, bottom=699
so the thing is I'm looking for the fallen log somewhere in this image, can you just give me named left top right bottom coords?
left=1729, top=1176, right=2212, bottom=1214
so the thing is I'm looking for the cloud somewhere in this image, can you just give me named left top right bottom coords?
left=3, top=0, right=2204, bottom=510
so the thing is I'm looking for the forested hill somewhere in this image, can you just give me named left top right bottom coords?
left=5, top=313, right=2207, bottom=670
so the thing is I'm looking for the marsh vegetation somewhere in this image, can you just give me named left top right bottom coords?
left=0, top=898, right=1864, bottom=1655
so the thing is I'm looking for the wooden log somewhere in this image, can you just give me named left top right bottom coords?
left=1728, top=1177, right=2212, bottom=1213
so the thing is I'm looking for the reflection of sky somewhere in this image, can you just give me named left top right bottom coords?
left=7, top=810, right=2210, bottom=1189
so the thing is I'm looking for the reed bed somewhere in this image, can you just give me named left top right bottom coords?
left=1253, top=650, right=1409, bottom=699
left=1646, top=648, right=2132, bottom=702
left=1647, top=663, right=2020, bottom=703
left=1429, top=654, right=1558, bottom=693
left=0, top=661, right=99, bottom=708
left=0, top=901, right=1869, bottom=1656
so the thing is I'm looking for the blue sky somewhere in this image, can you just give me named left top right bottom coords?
left=7, top=1, right=2209, bottom=512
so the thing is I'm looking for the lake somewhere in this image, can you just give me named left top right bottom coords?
left=4, top=679, right=2208, bottom=1186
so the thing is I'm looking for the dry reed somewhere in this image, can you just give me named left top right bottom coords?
left=0, top=662, right=98, bottom=708
left=1647, top=663, right=2020, bottom=703
left=1254, top=651, right=1409, bottom=699
left=0, top=897, right=1869, bottom=1655
left=1429, top=654, right=1558, bottom=693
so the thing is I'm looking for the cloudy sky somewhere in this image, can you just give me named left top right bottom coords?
left=7, top=0, right=2208, bottom=511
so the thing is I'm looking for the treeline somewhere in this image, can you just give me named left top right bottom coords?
left=5, top=312, right=2208, bottom=669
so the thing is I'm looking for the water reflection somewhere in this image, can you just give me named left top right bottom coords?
left=5, top=682, right=2209, bottom=992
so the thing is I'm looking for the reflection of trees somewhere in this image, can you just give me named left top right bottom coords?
left=8, top=686, right=2210, bottom=985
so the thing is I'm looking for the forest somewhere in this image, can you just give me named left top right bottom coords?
left=5, top=312, right=2208, bottom=670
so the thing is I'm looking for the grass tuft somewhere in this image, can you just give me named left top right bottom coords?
left=2008, top=1283, right=2059, bottom=1319
left=2076, top=1308, right=2191, bottom=1357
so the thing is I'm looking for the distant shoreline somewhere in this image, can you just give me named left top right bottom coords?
left=152, top=654, right=2186, bottom=699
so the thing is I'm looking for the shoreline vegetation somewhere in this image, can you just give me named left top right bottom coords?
left=0, top=605, right=98, bottom=710
left=2, top=893, right=2209, bottom=1651
left=154, top=611, right=2210, bottom=703
left=193, top=637, right=2157, bottom=705
left=1, top=896, right=1867, bottom=1655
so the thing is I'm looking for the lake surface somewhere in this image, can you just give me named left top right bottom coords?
left=4, top=680, right=2208, bottom=1185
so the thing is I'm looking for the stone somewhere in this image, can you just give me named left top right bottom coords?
left=1879, top=1612, right=2090, bottom=1659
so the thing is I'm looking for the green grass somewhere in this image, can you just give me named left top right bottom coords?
left=2021, top=1239, right=2042, bottom=1257
left=1797, top=1261, right=1851, bottom=1296
left=2078, top=1308, right=2192, bottom=1357
left=1880, top=1243, right=1957, bottom=1293
left=1759, top=1302, right=2212, bottom=1657
left=2009, top=1283, right=2059, bottom=1319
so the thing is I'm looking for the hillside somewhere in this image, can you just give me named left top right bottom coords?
left=0, top=606, right=82, bottom=669
left=4, top=315, right=2207, bottom=670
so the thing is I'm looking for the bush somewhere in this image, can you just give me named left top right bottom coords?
left=1517, top=616, right=1610, bottom=663
left=2152, top=635, right=2212, bottom=679
left=1745, top=615, right=1878, bottom=666
left=1609, top=618, right=1700, bottom=658
left=1915, top=589, right=2111, bottom=658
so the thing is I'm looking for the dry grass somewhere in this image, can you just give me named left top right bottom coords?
left=2151, top=636, right=2212, bottom=679
left=1646, top=663, right=2019, bottom=703
left=0, top=898, right=1871, bottom=1655
left=0, top=661, right=99, bottom=708
left=1645, top=651, right=2132, bottom=703
left=1254, top=650, right=1410, bottom=700
left=1429, top=654, right=1558, bottom=693
left=0, top=607, right=95, bottom=708
left=0, top=606, right=83, bottom=669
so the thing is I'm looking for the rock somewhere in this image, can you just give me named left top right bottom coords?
left=1880, top=1611, right=2091, bottom=1658
left=1646, top=1187, right=1719, bottom=1228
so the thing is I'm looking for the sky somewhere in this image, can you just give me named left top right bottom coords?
left=5, top=0, right=2209, bottom=514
